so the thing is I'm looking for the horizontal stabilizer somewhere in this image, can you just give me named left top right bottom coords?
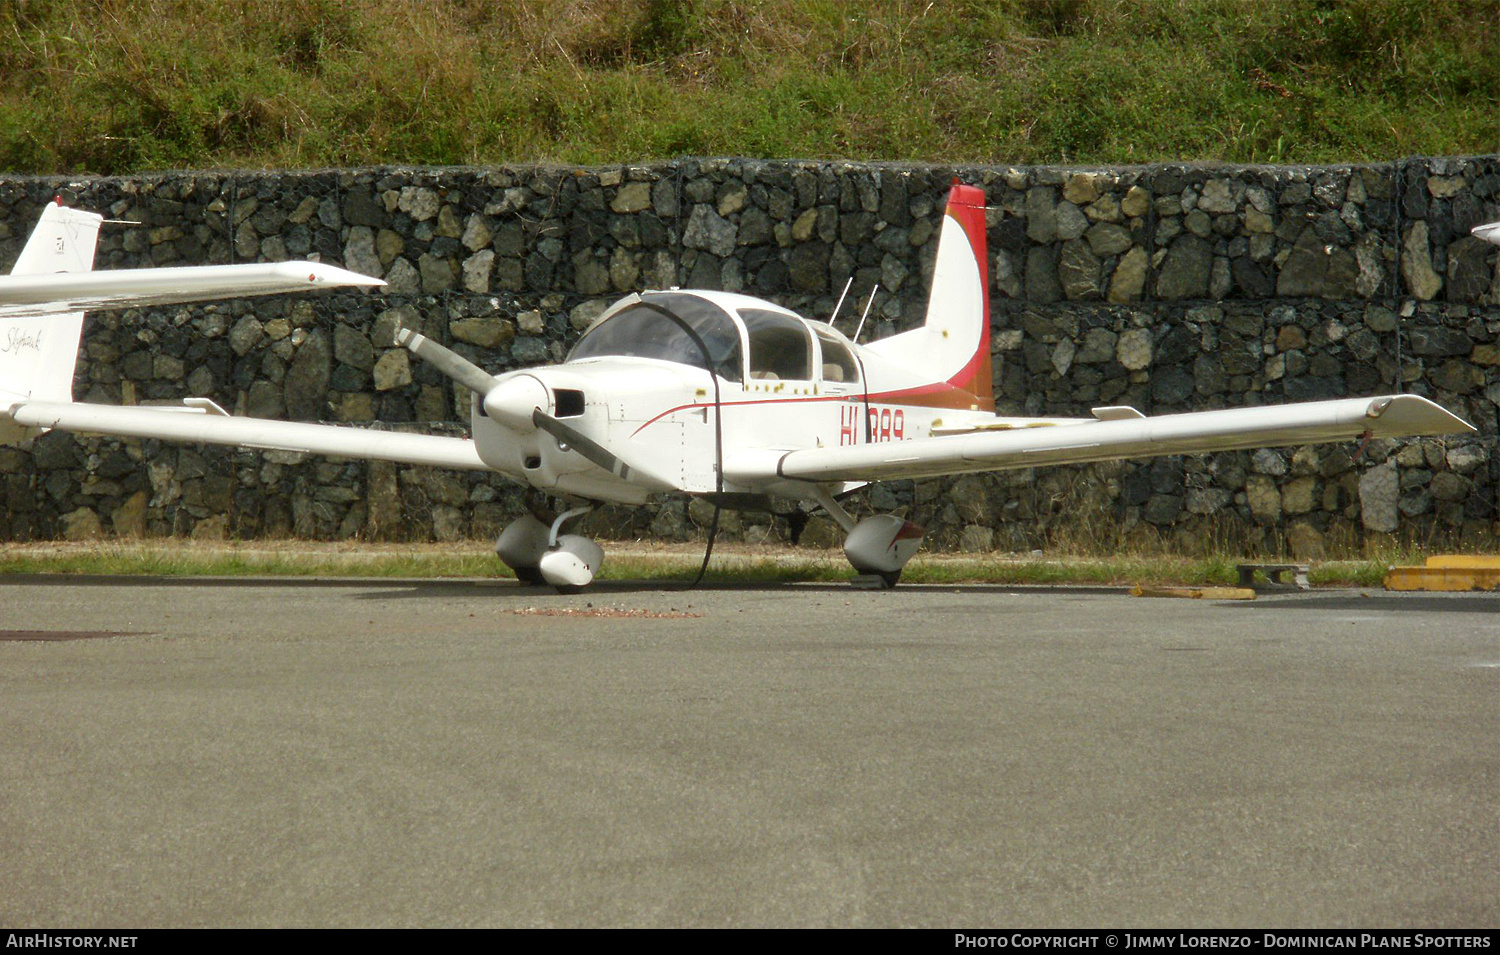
left=735, top=395, right=1475, bottom=484
left=4, top=400, right=486, bottom=470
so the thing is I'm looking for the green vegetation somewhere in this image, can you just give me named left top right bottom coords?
left=2, top=0, right=1495, bottom=175
left=0, top=540, right=1401, bottom=587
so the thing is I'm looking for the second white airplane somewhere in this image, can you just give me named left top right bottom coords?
left=0, top=184, right=1476, bottom=589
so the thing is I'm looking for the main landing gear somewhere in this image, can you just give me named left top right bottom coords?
left=842, top=513, right=925, bottom=588
left=497, top=490, right=923, bottom=592
left=495, top=500, right=603, bottom=592
left=807, top=486, right=925, bottom=589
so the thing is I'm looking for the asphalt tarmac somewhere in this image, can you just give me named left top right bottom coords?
left=0, top=575, right=1494, bottom=928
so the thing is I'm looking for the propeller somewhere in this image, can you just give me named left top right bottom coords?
left=394, top=327, right=493, bottom=394
left=395, top=326, right=672, bottom=489
left=395, top=327, right=543, bottom=430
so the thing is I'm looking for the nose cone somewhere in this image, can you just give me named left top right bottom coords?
left=1474, top=221, right=1500, bottom=247
left=482, top=374, right=549, bottom=431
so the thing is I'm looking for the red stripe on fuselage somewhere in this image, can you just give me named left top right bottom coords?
left=628, top=380, right=984, bottom=437
left=631, top=393, right=849, bottom=436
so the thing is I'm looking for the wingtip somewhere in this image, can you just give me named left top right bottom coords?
left=324, top=266, right=387, bottom=288
left=1371, top=394, right=1476, bottom=435
left=292, top=261, right=387, bottom=288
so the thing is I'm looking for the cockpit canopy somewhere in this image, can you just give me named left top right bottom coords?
left=567, top=292, right=742, bottom=380
left=566, top=292, right=859, bottom=385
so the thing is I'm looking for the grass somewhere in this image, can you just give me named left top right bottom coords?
left=1, top=0, right=1495, bottom=175
left=0, top=539, right=1411, bottom=588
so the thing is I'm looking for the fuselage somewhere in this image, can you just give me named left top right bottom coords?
left=469, top=289, right=996, bottom=504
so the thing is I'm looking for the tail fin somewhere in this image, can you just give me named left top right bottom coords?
left=1, top=201, right=103, bottom=407
left=863, top=182, right=992, bottom=407
left=922, top=182, right=991, bottom=404
left=11, top=201, right=103, bottom=277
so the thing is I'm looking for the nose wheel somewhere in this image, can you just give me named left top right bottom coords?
left=495, top=512, right=551, bottom=585
left=495, top=504, right=604, bottom=591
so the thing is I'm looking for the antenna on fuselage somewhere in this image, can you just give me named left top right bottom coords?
left=828, top=276, right=853, bottom=330
left=852, top=283, right=879, bottom=344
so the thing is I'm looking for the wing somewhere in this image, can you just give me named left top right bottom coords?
left=4, top=400, right=487, bottom=471
left=0, top=211, right=448, bottom=469
left=726, top=395, right=1474, bottom=484
left=0, top=262, right=383, bottom=319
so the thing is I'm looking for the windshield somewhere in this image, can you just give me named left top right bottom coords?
left=567, top=293, right=743, bottom=382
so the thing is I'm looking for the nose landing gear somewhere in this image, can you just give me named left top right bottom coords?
left=495, top=501, right=604, bottom=591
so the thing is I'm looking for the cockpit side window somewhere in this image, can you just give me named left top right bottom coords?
left=813, top=328, right=860, bottom=384
left=740, top=309, right=812, bottom=381
left=567, top=293, right=743, bottom=382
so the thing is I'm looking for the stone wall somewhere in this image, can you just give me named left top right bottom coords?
left=1, top=157, right=1496, bottom=557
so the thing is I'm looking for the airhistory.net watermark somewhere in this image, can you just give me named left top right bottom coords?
left=6, top=937, right=138, bottom=949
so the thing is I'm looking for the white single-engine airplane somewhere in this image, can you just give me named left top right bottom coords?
left=0, top=185, right=1476, bottom=589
